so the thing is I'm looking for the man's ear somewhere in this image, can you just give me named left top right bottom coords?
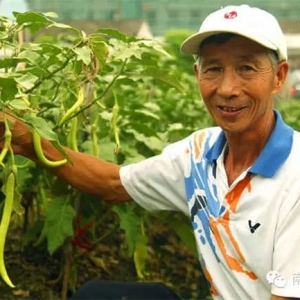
left=272, top=61, right=289, bottom=94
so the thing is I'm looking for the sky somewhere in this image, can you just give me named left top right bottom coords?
left=0, top=0, right=28, bottom=19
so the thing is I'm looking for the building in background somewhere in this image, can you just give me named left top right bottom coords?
left=24, top=0, right=300, bottom=57
left=2, top=0, right=298, bottom=64
left=25, top=0, right=300, bottom=36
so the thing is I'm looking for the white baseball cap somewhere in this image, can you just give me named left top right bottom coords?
left=181, top=5, right=287, bottom=61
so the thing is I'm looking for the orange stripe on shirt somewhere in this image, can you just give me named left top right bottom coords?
left=193, top=131, right=206, bottom=160
left=226, top=173, right=252, bottom=213
left=222, top=210, right=245, bottom=262
left=210, top=217, right=257, bottom=279
left=208, top=174, right=256, bottom=279
left=203, top=266, right=219, bottom=296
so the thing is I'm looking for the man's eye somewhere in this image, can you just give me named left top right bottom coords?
left=241, top=65, right=255, bottom=71
left=205, top=67, right=222, bottom=73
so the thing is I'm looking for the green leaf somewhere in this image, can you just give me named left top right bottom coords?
left=81, top=139, right=116, bottom=161
left=13, top=157, right=35, bottom=194
left=23, top=115, right=58, bottom=141
left=113, top=44, right=143, bottom=61
left=23, top=114, right=71, bottom=163
left=140, top=40, right=172, bottom=58
left=138, top=67, right=185, bottom=93
left=13, top=187, right=25, bottom=216
left=39, top=43, right=62, bottom=55
left=50, top=177, right=72, bottom=196
left=15, top=73, right=39, bottom=90
left=48, top=22, right=80, bottom=34
left=18, top=49, right=42, bottom=66
left=88, top=33, right=106, bottom=45
left=89, top=34, right=109, bottom=70
left=125, top=129, right=164, bottom=152
left=167, top=216, right=198, bottom=258
left=8, top=99, right=30, bottom=110
left=73, top=47, right=91, bottom=65
left=21, top=220, right=44, bottom=246
left=113, top=203, right=141, bottom=256
left=99, top=110, right=112, bottom=121
left=143, top=102, right=160, bottom=112
left=13, top=12, right=53, bottom=33
left=134, top=109, right=160, bottom=120
left=44, top=55, right=63, bottom=69
left=0, top=77, right=18, bottom=101
left=115, top=77, right=137, bottom=86
left=168, top=123, right=184, bottom=131
left=97, top=28, right=129, bottom=43
left=0, top=16, right=9, bottom=23
left=19, top=66, right=48, bottom=77
left=0, top=58, right=26, bottom=69
left=134, top=234, right=148, bottom=279
left=39, top=102, right=60, bottom=109
left=120, top=144, right=146, bottom=164
left=45, top=198, right=76, bottom=254
left=125, top=122, right=159, bottom=137
left=14, top=12, right=52, bottom=24
left=43, top=12, right=59, bottom=18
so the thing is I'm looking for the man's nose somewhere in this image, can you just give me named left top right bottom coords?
left=217, top=69, right=241, bottom=99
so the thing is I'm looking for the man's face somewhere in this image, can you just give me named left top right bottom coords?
left=194, top=36, right=288, bottom=134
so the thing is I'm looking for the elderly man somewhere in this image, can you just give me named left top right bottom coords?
left=2, top=4, right=300, bottom=300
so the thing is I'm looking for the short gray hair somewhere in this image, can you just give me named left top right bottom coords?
left=267, top=49, right=279, bottom=68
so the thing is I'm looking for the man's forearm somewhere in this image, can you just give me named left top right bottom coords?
left=28, top=138, right=132, bottom=202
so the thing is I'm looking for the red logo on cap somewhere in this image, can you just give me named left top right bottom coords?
left=224, top=11, right=237, bottom=19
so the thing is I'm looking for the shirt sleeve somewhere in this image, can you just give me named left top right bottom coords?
left=119, top=138, right=190, bottom=216
left=271, top=194, right=300, bottom=297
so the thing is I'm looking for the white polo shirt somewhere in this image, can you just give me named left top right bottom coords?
left=119, top=110, right=300, bottom=299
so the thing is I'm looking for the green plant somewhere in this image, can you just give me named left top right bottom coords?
left=0, top=11, right=215, bottom=299
left=275, top=99, right=300, bottom=131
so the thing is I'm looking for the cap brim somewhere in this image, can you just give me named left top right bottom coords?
left=181, top=31, right=224, bottom=54
left=180, top=29, right=278, bottom=55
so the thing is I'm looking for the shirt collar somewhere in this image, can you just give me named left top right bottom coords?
left=205, top=110, right=294, bottom=178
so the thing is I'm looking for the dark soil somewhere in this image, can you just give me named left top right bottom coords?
left=0, top=211, right=211, bottom=300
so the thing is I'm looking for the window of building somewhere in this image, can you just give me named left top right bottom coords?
left=147, top=10, right=156, bottom=22
left=87, top=10, right=95, bottom=21
left=108, top=10, right=121, bottom=21
left=168, top=10, right=179, bottom=19
left=190, top=10, right=200, bottom=19
left=61, top=11, right=72, bottom=21
left=190, top=10, right=202, bottom=26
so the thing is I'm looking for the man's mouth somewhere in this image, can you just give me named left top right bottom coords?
left=218, top=106, right=246, bottom=112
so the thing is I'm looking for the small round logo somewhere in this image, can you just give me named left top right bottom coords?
left=273, top=276, right=287, bottom=288
left=266, top=271, right=287, bottom=288
left=224, top=11, right=238, bottom=19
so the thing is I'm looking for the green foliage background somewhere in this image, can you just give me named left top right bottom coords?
left=0, top=11, right=214, bottom=299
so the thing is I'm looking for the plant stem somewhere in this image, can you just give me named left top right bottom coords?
left=24, top=53, right=73, bottom=95
left=24, top=40, right=85, bottom=95
left=53, top=58, right=128, bottom=130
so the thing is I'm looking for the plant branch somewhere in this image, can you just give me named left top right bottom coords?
left=53, top=58, right=128, bottom=130
left=24, top=52, right=74, bottom=95
left=24, top=40, right=86, bottom=95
